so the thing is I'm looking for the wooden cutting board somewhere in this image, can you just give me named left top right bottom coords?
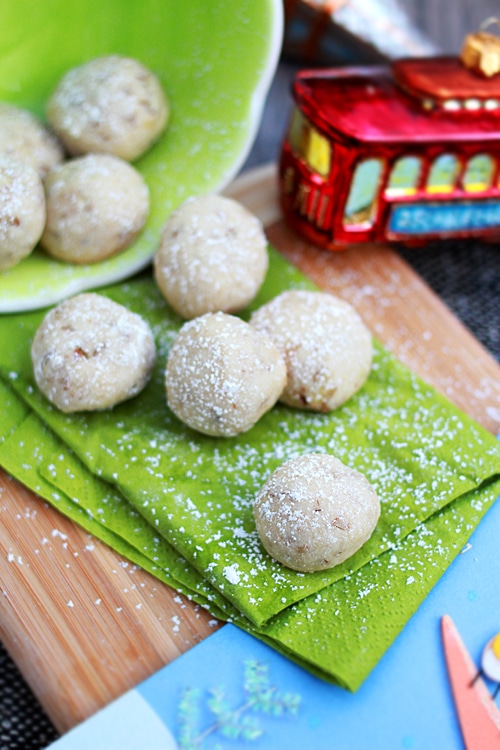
left=1, top=163, right=500, bottom=735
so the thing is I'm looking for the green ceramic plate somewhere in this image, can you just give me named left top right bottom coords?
left=0, top=0, right=283, bottom=312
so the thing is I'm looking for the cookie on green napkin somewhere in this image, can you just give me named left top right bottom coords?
left=1, top=250, right=499, bottom=628
left=255, top=474, right=500, bottom=689
left=1, top=378, right=499, bottom=691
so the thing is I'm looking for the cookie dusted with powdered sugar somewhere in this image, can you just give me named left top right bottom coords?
left=165, top=312, right=286, bottom=436
left=41, top=153, right=149, bottom=264
left=154, top=194, right=269, bottom=320
left=253, top=453, right=380, bottom=572
left=47, top=55, right=169, bottom=161
left=0, top=157, right=46, bottom=272
left=31, top=293, right=156, bottom=412
left=250, top=290, right=372, bottom=412
left=0, top=103, right=64, bottom=178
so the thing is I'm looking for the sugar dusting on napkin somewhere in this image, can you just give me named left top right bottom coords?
left=0, top=248, right=499, bottom=689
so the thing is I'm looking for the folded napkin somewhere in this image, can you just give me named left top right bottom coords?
left=1, top=248, right=499, bottom=689
left=0, top=386, right=233, bottom=620
left=1, top=380, right=499, bottom=690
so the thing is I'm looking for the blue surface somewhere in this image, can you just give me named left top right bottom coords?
left=51, top=493, right=500, bottom=749
left=138, top=494, right=500, bottom=750
left=389, top=200, right=500, bottom=235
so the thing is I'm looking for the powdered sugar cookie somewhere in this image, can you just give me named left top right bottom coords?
left=0, top=157, right=46, bottom=272
left=253, top=453, right=380, bottom=572
left=41, top=153, right=149, bottom=264
left=154, top=194, right=269, bottom=319
left=31, top=293, right=156, bottom=412
left=250, top=290, right=372, bottom=412
left=165, top=312, right=286, bottom=436
left=47, top=55, right=169, bottom=161
left=0, top=103, right=64, bottom=178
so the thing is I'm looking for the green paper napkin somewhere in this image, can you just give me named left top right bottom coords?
left=0, top=381, right=233, bottom=619
left=1, top=251, right=499, bottom=628
left=1, top=377, right=499, bottom=691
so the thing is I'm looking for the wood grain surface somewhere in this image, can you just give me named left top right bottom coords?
left=1, top=163, right=499, bottom=735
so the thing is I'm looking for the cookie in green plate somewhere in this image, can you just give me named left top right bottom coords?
left=0, top=0, right=283, bottom=312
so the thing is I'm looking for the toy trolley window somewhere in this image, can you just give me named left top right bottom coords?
left=426, top=154, right=460, bottom=193
left=462, top=154, right=494, bottom=192
left=343, top=158, right=383, bottom=228
left=288, top=108, right=331, bottom=177
left=386, top=156, right=422, bottom=197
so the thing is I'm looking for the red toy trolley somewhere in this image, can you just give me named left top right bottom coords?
left=279, top=44, right=500, bottom=249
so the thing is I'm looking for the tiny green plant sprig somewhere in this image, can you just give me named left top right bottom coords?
left=177, top=660, right=301, bottom=749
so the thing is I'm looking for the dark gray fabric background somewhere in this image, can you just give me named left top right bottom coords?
left=2, top=3, right=500, bottom=747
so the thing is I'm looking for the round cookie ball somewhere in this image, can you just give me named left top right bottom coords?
left=165, top=312, right=286, bottom=437
left=47, top=55, right=169, bottom=161
left=0, top=103, right=64, bottom=178
left=253, top=453, right=380, bottom=572
left=31, top=293, right=156, bottom=413
left=154, top=194, right=269, bottom=320
left=41, top=153, right=150, bottom=264
left=250, top=290, right=372, bottom=412
left=0, top=157, right=46, bottom=272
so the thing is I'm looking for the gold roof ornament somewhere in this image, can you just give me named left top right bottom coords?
left=461, top=18, right=500, bottom=77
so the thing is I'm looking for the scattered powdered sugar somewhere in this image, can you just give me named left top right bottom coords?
left=95, top=330, right=499, bottom=620
left=5, top=269, right=499, bottom=627
left=171, top=615, right=180, bottom=632
left=223, top=563, right=242, bottom=585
